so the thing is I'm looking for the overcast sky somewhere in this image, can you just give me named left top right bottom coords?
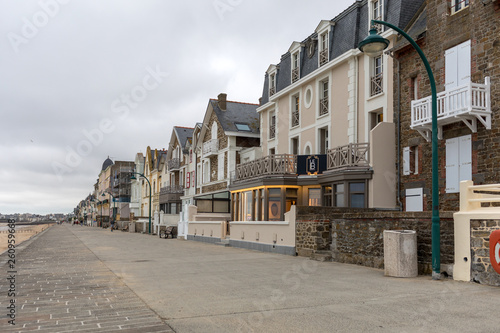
left=0, top=0, right=355, bottom=215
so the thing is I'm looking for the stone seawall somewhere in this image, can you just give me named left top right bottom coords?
left=296, top=206, right=454, bottom=275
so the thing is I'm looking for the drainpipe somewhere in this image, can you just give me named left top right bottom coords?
left=354, top=55, right=358, bottom=143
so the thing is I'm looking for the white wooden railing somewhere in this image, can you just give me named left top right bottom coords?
left=235, top=154, right=296, bottom=181
left=411, top=77, right=491, bottom=138
left=327, top=143, right=370, bottom=170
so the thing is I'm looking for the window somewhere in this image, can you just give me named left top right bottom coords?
left=451, top=0, right=469, bottom=14
left=403, top=146, right=419, bottom=176
left=269, top=73, right=276, bottom=96
left=334, top=183, right=345, bottom=207
left=322, top=181, right=367, bottom=208
left=406, top=188, right=423, bottom=212
left=269, top=112, right=276, bottom=139
left=291, top=137, right=299, bottom=155
left=445, top=40, right=471, bottom=91
left=319, top=32, right=329, bottom=66
left=269, top=148, right=276, bottom=155
left=285, top=188, right=298, bottom=213
left=411, top=76, right=418, bottom=100
left=350, top=183, right=366, bottom=208
left=235, top=123, right=251, bottom=131
left=319, top=79, right=329, bottom=116
left=292, top=95, right=300, bottom=127
left=186, top=172, right=190, bottom=188
left=218, top=152, right=224, bottom=181
left=370, top=110, right=383, bottom=130
left=372, top=0, right=383, bottom=32
left=211, top=122, right=218, bottom=140
left=196, top=192, right=231, bottom=213
left=371, top=56, right=383, bottom=96
left=189, top=149, right=192, bottom=163
left=292, top=52, right=300, bottom=83
left=308, top=188, right=321, bottom=206
left=319, top=128, right=329, bottom=154
left=446, top=135, right=472, bottom=193
left=268, top=188, right=281, bottom=221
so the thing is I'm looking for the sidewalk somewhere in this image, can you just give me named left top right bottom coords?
left=0, top=225, right=172, bottom=333
left=2, top=225, right=500, bottom=332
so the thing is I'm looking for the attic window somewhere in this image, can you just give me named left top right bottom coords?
left=235, top=123, right=251, bottom=131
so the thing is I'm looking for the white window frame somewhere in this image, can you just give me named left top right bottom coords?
left=318, top=77, right=330, bottom=117
left=403, top=146, right=418, bottom=176
left=290, top=93, right=301, bottom=129
left=450, top=0, right=469, bottom=15
left=371, top=0, right=384, bottom=32
left=371, top=55, right=383, bottom=96
left=291, top=51, right=300, bottom=83
left=269, top=72, right=276, bottom=96
left=268, top=110, right=276, bottom=140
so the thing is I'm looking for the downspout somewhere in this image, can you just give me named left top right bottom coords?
left=354, top=55, right=358, bottom=143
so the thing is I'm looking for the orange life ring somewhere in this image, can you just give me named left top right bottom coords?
left=489, top=230, right=500, bottom=275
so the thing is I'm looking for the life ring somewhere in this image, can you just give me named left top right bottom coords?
left=489, top=230, right=500, bottom=275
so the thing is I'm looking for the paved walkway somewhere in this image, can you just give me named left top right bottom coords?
left=2, top=225, right=500, bottom=332
left=0, top=225, right=172, bottom=332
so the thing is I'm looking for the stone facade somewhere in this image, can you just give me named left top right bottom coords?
left=470, top=219, right=500, bottom=286
left=396, top=1, right=500, bottom=212
left=202, top=182, right=227, bottom=194
left=295, top=206, right=454, bottom=275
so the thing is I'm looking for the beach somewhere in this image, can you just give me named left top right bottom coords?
left=0, top=224, right=52, bottom=255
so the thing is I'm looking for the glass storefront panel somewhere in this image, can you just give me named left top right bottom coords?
left=308, top=188, right=321, bottom=206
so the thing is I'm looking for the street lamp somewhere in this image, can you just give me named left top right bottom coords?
left=130, top=172, right=152, bottom=234
left=359, top=20, right=440, bottom=280
left=102, top=191, right=117, bottom=227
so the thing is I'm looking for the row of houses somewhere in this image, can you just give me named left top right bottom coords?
left=75, top=0, right=499, bottom=282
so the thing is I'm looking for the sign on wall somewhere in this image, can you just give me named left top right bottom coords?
left=296, top=155, right=327, bottom=176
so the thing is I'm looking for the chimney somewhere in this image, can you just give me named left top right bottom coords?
left=218, top=93, right=227, bottom=111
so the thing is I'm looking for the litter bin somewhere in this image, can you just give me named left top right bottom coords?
left=383, top=230, right=417, bottom=277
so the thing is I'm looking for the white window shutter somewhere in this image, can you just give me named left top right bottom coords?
left=457, top=40, right=471, bottom=87
left=218, top=153, right=224, bottom=180
left=446, top=138, right=459, bottom=193
left=406, top=188, right=423, bottom=212
left=403, top=147, right=411, bottom=175
left=445, top=47, right=458, bottom=90
left=459, top=135, right=472, bottom=182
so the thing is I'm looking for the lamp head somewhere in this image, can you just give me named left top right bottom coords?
left=358, top=28, right=390, bottom=57
left=130, top=174, right=137, bottom=180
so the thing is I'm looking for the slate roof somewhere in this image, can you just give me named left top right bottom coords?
left=260, top=0, right=426, bottom=105
left=174, top=126, right=194, bottom=153
left=210, top=100, right=259, bottom=135
left=101, top=157, right=113, bottom=171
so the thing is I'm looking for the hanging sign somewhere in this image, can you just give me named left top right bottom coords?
left=490, top=230, right=500, bottom=275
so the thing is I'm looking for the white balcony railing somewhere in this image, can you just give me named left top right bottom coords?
left=203, top=139, right=219, bottom=158
left=411, top=77, right=491, bottom=141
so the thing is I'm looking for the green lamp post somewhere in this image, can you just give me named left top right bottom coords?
left=358, top=20, right=440, bottom=280
left=130, top=172, right=152, bottom=235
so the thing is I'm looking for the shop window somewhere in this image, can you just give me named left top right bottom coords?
left=285, top=188, right=298, bottom=213
left=268, top=188, right=281, bottom=221
left=308, top=188, right=321, bottom=206
left=323, top=185, right=332, bottom=207
left=334, top=183, right=345, bottom=207
left=350, top=183, right=366, bottom=208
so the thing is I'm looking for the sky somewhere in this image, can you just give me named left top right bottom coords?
left=0, top=0, right=355, bottom=215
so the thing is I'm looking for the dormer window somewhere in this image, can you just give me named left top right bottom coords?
left=292, top=52, right=300, bottom=83
left=371, top=55, right=383, bottom=96
left=319, top=32, right=329, bottom=66
left=269, top=73, right=276, bottom=96
left=372, top=0, right=383, bottom=33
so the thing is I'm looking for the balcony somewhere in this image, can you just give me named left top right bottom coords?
left=411, top=77, right=491, bottom=142
left=159, top=185, right=184, bottom=204
left=292, top=67, right=299, bottom=83
left=319, top=97, right=329, bottom=116
left=370, top=73, right=383, bottom=96
left=203, top=139, right=219, bottom=158
left=319, top=49, right=328, bottom=66
left=327, top=143, right=370, bottom=171
left=168, top=158, right=180, bottom=171
left=235, top=154, right=297, bottom=182
left=160, top=185, right=184, bottom=194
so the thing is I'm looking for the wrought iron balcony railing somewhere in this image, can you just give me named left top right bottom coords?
left=160, top=185, right=184, bottom=194
left=411, top=77, right=491, bottom=141
left=167, top=158, right=180, bottom=171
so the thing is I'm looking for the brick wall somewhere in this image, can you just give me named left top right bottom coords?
left=396, top=1, right=500, bottom=212
left=470, top=219, right=500, bottom=286
left=296, top=206, right=454, bottom=275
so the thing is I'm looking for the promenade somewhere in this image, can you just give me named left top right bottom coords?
left=1, top=224, right=500, bottom=332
